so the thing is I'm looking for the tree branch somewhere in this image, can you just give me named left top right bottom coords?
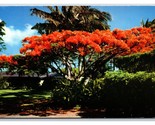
left=52, top=60, right=65, bottom=77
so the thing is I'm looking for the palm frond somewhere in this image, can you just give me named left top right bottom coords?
left=141, top=18, right=155, bottom=32
left=31, top=8, right=60, bottom=26
left=32, top=23, right=58, bottom=34
left=31, top=6, right=112, bottom=34
left=31, top=8, right=52, bottom=19
left=47, top=6, right=55, bottom=12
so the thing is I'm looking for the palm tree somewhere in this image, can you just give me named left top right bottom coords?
left=0, top=20, right=6, bottom=52
left=141, top=19, right=155, bottom=32
left=30, top=6, right=112, bottom=34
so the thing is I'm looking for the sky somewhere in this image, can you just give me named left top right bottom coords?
left=0, top=6, right=155, bottom=55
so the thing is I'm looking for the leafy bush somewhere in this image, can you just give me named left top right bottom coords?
left=52, top=78, right=105, bottom=108
left=114, top=50, right=155, bottom=72
left=79, top=78, right=105, bottom=108
left=0, top=75, right=10, bottom=89
left=52, top=70, right=155, bottom=116
left=104, top=71, right=155, bottom=117
left=52, top=79, right=79, bottom=108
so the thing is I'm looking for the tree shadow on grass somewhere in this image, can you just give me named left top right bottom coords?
left=0, top=90, right=54, bottom=117
left=0, top=89, right=80, bottom=118
left=0, top=90, right=82, bottom=118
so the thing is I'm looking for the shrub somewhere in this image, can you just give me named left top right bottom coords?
left=114, top=50, right=155, bottom=72
left=0, top=75, right=10, bottom=89
left=42, top=71, right=155, bottom=117
left=52, top=79, right=78, bottom=108
left=104, top=71, right=155, bottom=117
left=52, top=78, right=105, bottom=108
left=79, top=78, right=105, bottom=108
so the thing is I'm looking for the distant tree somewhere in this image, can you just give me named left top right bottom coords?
left=0, top=20, right=6, bottom=52
left=30, top=6, right=112, bottom=34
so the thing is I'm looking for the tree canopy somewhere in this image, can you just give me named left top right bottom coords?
left=0, top=27, right=154, bottom=83
left=31, top=6, right=112, bottom=34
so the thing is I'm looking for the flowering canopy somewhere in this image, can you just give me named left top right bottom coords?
left=19, top=27, right=155, bottom=57
left=1, top=27, right=155, bottom=81
left=20, top=30, right=128, bottom=56
left=0, top=55, right=17, bottom=68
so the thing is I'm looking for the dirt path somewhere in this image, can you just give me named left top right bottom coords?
left=0, top=109, right=81, bottom=118
left=0, top=108, right=107, bottom=118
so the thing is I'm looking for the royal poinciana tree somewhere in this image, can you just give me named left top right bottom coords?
left=0, top=27, right=155, bottom=84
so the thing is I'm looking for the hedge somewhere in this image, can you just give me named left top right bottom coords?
left=114, top=49, right=155, bottom=72
left=104, top=71, right=155, bottom=117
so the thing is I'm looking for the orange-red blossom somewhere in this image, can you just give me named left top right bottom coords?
left=0, top=55, right=17, bottom=67
left=20, top=27, right=155, bottom=57
left=1, top=27, right=155, bottom=67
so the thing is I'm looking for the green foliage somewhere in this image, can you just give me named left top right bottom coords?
left=31, top=6, right=112, bottom=34
left=114, top=50, right=155, bottom=72
left=52, top=78, right=105, bottom=108
left=141, top=19, right=155, bottom=32
left=79, top=78, right=105, bottom=108
left=52, top=79, right=81, bottom=108
left=0, top=20, right=6, bottom=51
left=11, top=55, right=49, bottom=76
left=0, top=75, right=10, bottom=89
left=104, top=71, right=155, bottom=117
left=51, top=70, right=155, bottom=114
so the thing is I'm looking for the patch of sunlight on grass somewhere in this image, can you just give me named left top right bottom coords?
left=32, top=94, right=51, bottom=99
left=23, top=95, right=30, bottom=97
left=2, top=95, right=17, bottom=98
left=0, top=89, right=52, bottom=99
left=0, top=89, right=28, bottom=95
left=21, top=103, right=34, bottom=106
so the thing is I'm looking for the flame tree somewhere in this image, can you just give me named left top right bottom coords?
left=1, top=27, right=155, bottom=84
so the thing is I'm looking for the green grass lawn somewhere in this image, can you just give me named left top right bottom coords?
left=0, top=89, right=54, bottom=115
left=0, top=89, right=52, bottom=99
